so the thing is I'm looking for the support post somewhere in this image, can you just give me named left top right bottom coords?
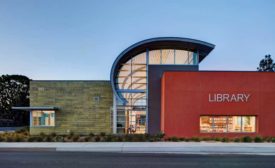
left=146, top=48, right=149, bottom=133
left=112, top=94, right=117, bottom=134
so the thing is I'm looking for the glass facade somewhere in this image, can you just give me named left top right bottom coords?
left=115, top=49, right=198, bottom=134
left=200, top=116, right=256, bottom=133
left=31, top=110, right=55, bottom=127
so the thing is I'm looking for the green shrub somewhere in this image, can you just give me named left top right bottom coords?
left=166, top=137, right=173, bottom=141
left=139, top=134, right=147, bottom=142
left=56, top=136, right=64, bottom=142
left=15, top=135, right=25, bottom=142
left=6, top=136, right=14, bottom=142
left=150, top=136, right=158, bottom=142
left=148, top=138, right=154, bottom=142
left=72, top=135, right=80, bottom=142
left=116, top=136, right=123, bottom=142
left=242, top=136, right=253, bottom=142
left=254, top=136, right=263, bottom=143
left=201, top=137, right=210, bottom=141
left=190, top=137, right=201, bottom=142
left=5, top=131, right=272, bottom=143
left=263, top=137, right=272, bottom=142
left=144, top=133, right=150, bottom=139
left=221, top=137, right=229, bottom=142
left=69, top=132, right=74, bottom=138
left=23, top=132, right=29, bottom=136
left=50, top=132, right=57, bottom=137
left=45, top=136, right=53, bottom=142
left=149, top=134, right=163, bottom=142
left=84, top=136, right=90, bottom=142
left=215, top=137, right=221, bottom=141
left=77, top=137, right=86, bottom=142
left=39, top=132, right=46, bottom=137
left=0, top=136, right=5, bottom=142
left=28, top=136, right=37, bottom=142
left=66, top=132, right=75, bottom=140
left=155, top=132, right=165, bottom=139
left=148, top=134, right=162, bottom=142
left=170, top=136, right=179, bottom=142
left=166, top=137, right=171, bottom=141
left=124, top=135, right=133, bottom=142
left=234, top=138, right=241, bottom=142
left=179, top=137, right=185, bottom=141
left=95, top=136, right=101, bottom=142
left=105, top=135, right=114, bottom=142
left=36, top=136, right=43, bottom=142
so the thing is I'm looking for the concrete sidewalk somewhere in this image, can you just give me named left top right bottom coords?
left=0, top=142, right=275, bottom=155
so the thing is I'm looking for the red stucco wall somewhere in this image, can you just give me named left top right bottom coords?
left=161, top=71, right=275, bottom=138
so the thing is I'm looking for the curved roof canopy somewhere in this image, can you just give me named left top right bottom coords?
left=110, top=37, right=215, bottom=103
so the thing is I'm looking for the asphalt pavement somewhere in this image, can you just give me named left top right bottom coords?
left=0, top=151, right=275, bottom=168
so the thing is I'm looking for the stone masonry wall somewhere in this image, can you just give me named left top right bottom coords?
left=29, top=81, right=113, bottom=135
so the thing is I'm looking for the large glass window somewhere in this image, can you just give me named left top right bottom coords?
left=32, top=110, right=55, bottom=127
left=149, top=50, right=161, bottom=64
left=242, top=116, right=256, bottom=132
left=200, top=116, right=212, bottom=133
left=200, top=116, right=256, bottom=133
left=212, top=116, right=227, bottom=133
left=227, top=116, right=242, bottom=132
left=148, top=49, right=195, bottom=65
left=161, top=49, right=174, bottom=64
left=175, top=50, right=188, bottom=64
left=115, top=49, right=198, bottom=134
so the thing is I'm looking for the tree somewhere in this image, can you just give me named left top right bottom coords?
left=257, top=54, right=275, bottom=72
left=0, top=75, right=30, bottom=126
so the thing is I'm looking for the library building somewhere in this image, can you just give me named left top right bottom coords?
left=14, top=37, right=275, bottom=138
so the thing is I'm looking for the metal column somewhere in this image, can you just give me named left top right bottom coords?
left=145, top=48, right=149, bottom=133
left=112, top=94, right=117, bottom=134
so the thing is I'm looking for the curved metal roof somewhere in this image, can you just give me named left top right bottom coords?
left=110, top=37, right=215, bottom=103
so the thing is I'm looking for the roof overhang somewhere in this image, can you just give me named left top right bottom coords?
left=110, top=37, right=215, bottom=103
left=12, top=106, right=59, bottom=111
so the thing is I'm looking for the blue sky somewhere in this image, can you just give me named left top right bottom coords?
left=0, top=0, right=274, bottom=80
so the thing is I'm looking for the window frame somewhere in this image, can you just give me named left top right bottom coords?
left=30, top=110, right=56, bottom=128
left=200, top=115, right=256, bottom=133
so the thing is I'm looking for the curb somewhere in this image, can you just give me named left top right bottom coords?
left=0, top=142, right=275, bottom=155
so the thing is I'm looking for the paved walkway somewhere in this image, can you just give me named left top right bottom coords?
left=0, top=142, right=275, bottom=155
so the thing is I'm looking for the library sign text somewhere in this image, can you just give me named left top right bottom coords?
left=208, top=93, right=250, bottom=103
